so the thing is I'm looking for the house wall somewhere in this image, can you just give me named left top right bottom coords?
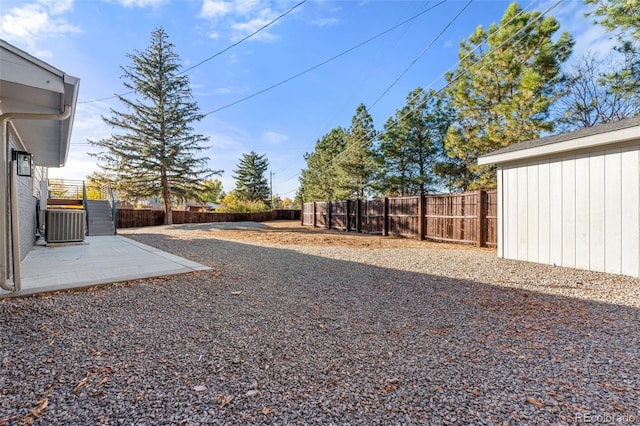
left=8, top=128, right=40, bottom=261
left=498, top=141, right=640, bottom=277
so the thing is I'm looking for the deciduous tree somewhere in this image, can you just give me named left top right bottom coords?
left=586, top=0, right=640, bottom=108
left=216, top=191, right=269, bottom=213
left=555, top=53, right=638, bottom=130
left=201, top=179, right=224, bottom=203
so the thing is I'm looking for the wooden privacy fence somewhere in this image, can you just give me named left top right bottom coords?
left=302, top=190, right=497, bottom=247
left=117, top=209, right=300, bottom=229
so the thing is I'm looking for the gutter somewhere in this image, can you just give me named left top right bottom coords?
left=0, top=106, right=72, bottom=292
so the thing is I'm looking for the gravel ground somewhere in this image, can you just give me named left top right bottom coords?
left=1, top=221, right=639, bottom=425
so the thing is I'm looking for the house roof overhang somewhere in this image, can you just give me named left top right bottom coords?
left=478, top=117, right=640, bottom=166
left=0, top=39, right=80, bottom=167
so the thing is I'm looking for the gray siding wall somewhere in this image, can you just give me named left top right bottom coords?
left=18, top=172, right=37, bottom=260
left=8, top=130, right=38, bottom=261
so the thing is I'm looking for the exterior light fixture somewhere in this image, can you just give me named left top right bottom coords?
left=14, top=151, right=32, bottom=177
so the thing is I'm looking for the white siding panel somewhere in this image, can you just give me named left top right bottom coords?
left=562, top=157, right=576, bottom=268
left=604, top=149, right=622, bottom=274
left=549, top=160, right=563, bottom=266
left=527, top=163, right=539, bottom=263
left=621, top=146, right=640, bottom=276
left=497, top=167, right=504, bottom=257
left=589, top=154, right=605, bottom=272
left=538, top=161, right=550, bottom=264
left=517, top=166, right=529, bottom=261
left=497, top=141, right=639, bottom=277
left=505, top=166, right=519, bottom=259
left=575, top=154, right=590, bottom=270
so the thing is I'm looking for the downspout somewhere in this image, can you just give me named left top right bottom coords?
left=0, top=106, right=72, bottom=292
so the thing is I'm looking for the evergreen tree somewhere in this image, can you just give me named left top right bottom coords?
left=340, top=104, right=380, bottom=199
left=299, top=127, right=349, bottom=201
left=233, top=151, right=270, bottom=206
left=445, top=3, right=573, bottom=189
left=378, top=88, right=452, bottom=196
left=89, top=28, right=219, bottom=224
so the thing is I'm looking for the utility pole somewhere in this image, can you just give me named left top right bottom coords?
left=270, top=171, right=274, bottom=210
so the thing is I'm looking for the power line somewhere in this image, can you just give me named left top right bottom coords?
left=276, top=0, right=478, bottom=190
left=201, top=0, right=447, bottom=117
left=277, top=0, right=481, bottom=190
left=273, top=0, right=437, bottom=179
left=279, top=0, right=558, bottom=197
left=181, top=0, right=307, bottom=76
left=368, top=0, right=473, bottom=111
left=78, top=0, right=307, bottom=105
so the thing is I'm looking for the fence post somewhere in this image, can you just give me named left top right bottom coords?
left=383, top=197, right=389, bottom=237
left=356, top=199, right=361, bottom=233
left=327, top=201, right=332, bottom=230
left=418, top=194, right=425, bottom=240
left=346, top=200, right=350, bottom=232
left=477, top=190, right=486, bottom=247
left=313, top=202, right=317, bottom=228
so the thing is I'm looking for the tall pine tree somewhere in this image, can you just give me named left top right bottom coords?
left=90, top=28, right=218, bottom=224
left=445, top=3, right=573, bottom=189
left=378, top=88, right=452, bottom=196
left=340, top=104, right=379, bottom=199
left=233, top=151, right=270, bottom=206
left=299, top=127, right=349, bottom=201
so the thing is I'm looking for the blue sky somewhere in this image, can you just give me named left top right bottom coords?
left=1, top=0, right=613, bottom=200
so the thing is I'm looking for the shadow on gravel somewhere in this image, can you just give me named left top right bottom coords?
left=1, top=231, right=638, bottom=425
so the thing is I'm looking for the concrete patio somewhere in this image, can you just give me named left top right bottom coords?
left=0, top=235, right=209, bottom=298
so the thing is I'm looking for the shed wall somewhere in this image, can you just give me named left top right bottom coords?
left=499, top=143, right=640, bottom=277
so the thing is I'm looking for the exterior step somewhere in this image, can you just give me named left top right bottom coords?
left=86, top=200, right=116, bottom=236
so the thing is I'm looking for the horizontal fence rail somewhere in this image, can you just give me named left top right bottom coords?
left=47, top=179, right=85, bottom=201
left=117, top=209, right=300, bottom=229
left=302, top=190, right=497, bottom=247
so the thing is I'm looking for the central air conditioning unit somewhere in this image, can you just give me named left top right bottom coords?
left=45, top=209, right=86, bottom=243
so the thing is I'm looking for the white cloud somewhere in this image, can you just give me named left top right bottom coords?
left=233, top=0, right=261, bottom=16
left=261, top=130, right=288, bottom=145
left=211, top=84, right=247, bottom=94
left=199, top=0, right=284, bottom=43
left=115, top=0, right=168, bottom=8
left=38, top=0, right=74, bottom=15
left=200, top=0, right=233, bottom=18
left=537, top=0, right=615, bottom=58
left=50, top=102, right=113, bottom=181
left=72, top=102, right=112, bottom=143
left=0, top=0, right=81, bottom=52
left=310, top=17, right=339, bottom=27
left=231, top=11, right=279, bottom=42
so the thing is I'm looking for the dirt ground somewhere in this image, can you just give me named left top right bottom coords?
left=195, top=220, right=489, bottom=251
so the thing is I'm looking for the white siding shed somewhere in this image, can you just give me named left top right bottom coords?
left=478, top=117, right=640, bottom=277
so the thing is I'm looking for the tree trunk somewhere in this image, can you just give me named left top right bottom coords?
left=161, top=168, right=172, bottom=225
